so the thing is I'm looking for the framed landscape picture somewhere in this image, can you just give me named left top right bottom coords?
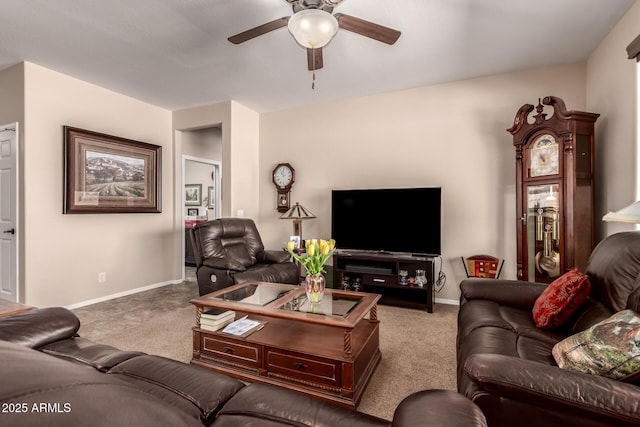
left=63, top=126, right=162, bottom=213
left=185, top=184, right=202, bottom=206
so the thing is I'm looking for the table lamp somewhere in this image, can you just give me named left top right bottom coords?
left=603, top=200, right=640, bottom=223
left=280, top=202, right=316, bottom=243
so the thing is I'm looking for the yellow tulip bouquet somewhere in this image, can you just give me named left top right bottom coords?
left=286, top=239, right=336, bottom=276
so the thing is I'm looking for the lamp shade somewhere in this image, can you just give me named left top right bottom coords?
left=287, top=9, right=338, bottom=49
left=603, top=200, right=640, bottom=223
left=280, top=202, right=316, bottom=220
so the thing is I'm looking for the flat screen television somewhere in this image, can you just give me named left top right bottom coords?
left=331, top=187, right=441, bottom=256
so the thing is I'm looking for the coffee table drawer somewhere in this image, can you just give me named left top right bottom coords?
left=265, top=348, right=340, bottom=387
left=202, top=335, right=261, bottom=369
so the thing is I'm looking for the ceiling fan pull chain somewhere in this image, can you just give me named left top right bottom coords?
left=311, top=48, right=316, bottom=89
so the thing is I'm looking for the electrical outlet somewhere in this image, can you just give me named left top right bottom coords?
left=98, top=272, right=106, bottom=283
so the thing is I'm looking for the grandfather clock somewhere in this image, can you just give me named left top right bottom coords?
left=507, top=96, right=599, bottom=283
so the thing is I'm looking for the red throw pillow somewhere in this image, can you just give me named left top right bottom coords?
left=532, top=268, right=591, bottom=329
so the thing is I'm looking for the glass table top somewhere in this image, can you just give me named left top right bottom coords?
left=210, top=282, right=295, bottom=306
left=278, top=294, right=361, bottom=318
left=194, top=281, right=380, bottom=327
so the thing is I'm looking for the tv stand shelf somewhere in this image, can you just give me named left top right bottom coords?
left=333, top=251, right=435, bottom=312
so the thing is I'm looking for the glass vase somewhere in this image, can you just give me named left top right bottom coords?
left=305, top=273, right=325, bottom=304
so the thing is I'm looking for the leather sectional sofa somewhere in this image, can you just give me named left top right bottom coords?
left=457, top=231, right=640, bottom=426
left=0, top=305, right=486, bottom=426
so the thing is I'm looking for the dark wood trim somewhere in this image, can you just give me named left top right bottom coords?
left=627, top=33, right=640, bottom=61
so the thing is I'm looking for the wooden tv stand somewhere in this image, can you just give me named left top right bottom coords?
left=333, top=250, right=435, bottom=312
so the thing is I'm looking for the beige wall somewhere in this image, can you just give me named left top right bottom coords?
left=0, top=63, right=24, bottom=125
left=587, top=0, right=640, bottom=238
left=182, top=127, right=222, bottom=161
left=173, top=101, right=260, bottom=221
left=259, top=63, right=587, bottom=302
left=229, top=101, right=260, bottom=220
left=22, top=62, right=175, bottom=307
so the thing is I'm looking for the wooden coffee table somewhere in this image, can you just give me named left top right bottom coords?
left=190, top=281, right=381, bottom=409
left=0, top=299, right=34, bottom=318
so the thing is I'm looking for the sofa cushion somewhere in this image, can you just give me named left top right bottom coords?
left=0, top=340, right=203, bottom=427
left=569, top=298, right=614, bottom=334
left=552, top=309, right=640, bottom=380
left=108, top=354, right=245, bottom=425
left=212, top=383, right=389, bottom=427
left=586, top=231, right=640, bottom=313
left=202, top=241, right=253, bottom=271
left=41, top=336, right=144, bottom=371
left=223, top=242, right=254, bottom=269
left=0, top=307, right=80, bottom=348
left=532, top=268, right=591, bottom=329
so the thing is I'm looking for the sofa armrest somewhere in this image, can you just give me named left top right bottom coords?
left=464, top=354, right=640, bottom=425
left=0, top=307, right=80, bottom=348
left=257, top=249, right=292, bottom=264
left=392, top=390, right=487, bottom=427
left=460, top=279, right=547, bottom=310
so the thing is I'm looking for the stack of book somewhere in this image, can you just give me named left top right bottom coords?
left=199, top=308, right=235, bottom=332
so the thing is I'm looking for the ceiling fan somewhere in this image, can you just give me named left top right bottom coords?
left=228, top=0, right=401, bottom=71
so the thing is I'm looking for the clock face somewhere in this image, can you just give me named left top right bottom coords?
left=273, top=164, right=293, bottom=188
left=529, top=134, right=559, bottom=177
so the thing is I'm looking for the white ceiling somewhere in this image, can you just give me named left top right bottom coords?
left=0, top=0, right=635, bottom=113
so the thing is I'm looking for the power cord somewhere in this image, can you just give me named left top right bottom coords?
left=433, top=256, right=446, bottom=293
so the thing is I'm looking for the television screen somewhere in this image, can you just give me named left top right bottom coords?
left=331, top=187, right=441, bottom=255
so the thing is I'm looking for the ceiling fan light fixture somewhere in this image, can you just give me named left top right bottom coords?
left=288, top=9, right=338, bottom=48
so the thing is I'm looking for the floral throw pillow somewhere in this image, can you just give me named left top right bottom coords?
left=552, top=309, right=640, bottom=379
left=532, top=268, right=591, bottom=329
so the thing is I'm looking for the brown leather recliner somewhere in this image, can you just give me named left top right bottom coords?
left=457, top=231, right=640, bottom=427
left=189, top=218, right=299, bottom=295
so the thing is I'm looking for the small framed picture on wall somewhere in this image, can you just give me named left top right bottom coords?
left=187, top=208, right=199, bottom=216
left=185, top=184, right=202, bottom=206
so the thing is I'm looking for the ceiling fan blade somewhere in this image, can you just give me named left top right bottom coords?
left=307, top=48, right=324, bottom=71
left=334, top=13, right=401, bottom=45
left=228, top=17, right=290, bottom=44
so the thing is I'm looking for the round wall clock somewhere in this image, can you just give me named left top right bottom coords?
left=273, top=163, right=294, bottom=189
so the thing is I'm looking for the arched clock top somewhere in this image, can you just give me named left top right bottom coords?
left=507, top=103, right=534, bottom=136
left=508, top=96, right=599, bottom=148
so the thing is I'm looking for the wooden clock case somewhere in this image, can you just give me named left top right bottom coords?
left=508, top=96, right=599, bottom=283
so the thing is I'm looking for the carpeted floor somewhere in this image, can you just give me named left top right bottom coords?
left=72, top=269, right=458, bottom=421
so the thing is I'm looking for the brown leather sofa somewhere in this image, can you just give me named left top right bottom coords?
left=457, top=231, right=640, bottom=427
left=189, top=218, right=299, bottom=295
left=0, top=306, right=487, bottom=427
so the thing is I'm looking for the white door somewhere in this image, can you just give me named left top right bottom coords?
left=0, top=124, right=17, bottom=302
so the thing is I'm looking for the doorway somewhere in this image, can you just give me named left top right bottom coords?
left=0, top=123, right=18, bottom=302
left=182, top=156, right=221, bottom=273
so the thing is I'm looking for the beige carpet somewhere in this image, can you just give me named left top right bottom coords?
left=73, top=273, right=458, bottom=421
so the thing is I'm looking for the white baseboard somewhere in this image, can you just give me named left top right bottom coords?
left=434, top=297, right=459, bottom=306
left=64, top=279, right=183, bottom=310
